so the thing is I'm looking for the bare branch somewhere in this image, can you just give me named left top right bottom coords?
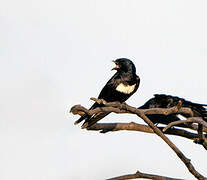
left=135, top=112, right=206, bottom=180
left=107, top=170, right=184, bottom=180
left=195, top=124, right=207, bottom=150
left=90, top=97, right=194, bottom=117
left=163, top=118, right=207, bottom=132
left=71, top=102, right=207, bottom=133
left=88, top=122, right=202, bottom=140
left=70, top=99, right=207, bottom=179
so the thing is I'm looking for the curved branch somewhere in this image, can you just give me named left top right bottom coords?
left=162, top=118, right=207, bottom=150
left=107, top=170, right=184, bottom=180
left=163, top=118, right=207, bottom=132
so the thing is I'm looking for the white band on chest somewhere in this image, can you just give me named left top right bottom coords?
left=116, top=83, right=136, bottom=94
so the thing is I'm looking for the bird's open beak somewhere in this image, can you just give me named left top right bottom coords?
left=111, top=60, right=120, bottom=71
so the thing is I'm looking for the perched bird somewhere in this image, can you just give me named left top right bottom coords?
left=138, top=94, right=207, bottom=126
left=74, top=58, right=140, bottom=129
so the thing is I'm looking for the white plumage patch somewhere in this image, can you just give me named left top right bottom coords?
left=116, top=83, right=136, bottom=94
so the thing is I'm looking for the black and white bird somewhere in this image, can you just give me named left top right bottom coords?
left=75, top=58, right=140, bottom=129
left=138, top=94, right=207, bottom=126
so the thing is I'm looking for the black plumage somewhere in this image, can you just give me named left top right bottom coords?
left=138, top=94, right=207, bottom=126
left=75, top=58, right=140, bottom=128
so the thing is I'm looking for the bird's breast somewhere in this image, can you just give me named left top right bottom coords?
left=115, top=83, right=136, bottom=94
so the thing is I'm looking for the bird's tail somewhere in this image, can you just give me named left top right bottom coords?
left=182, top=99, right=206, bottom=122
left=74, top=113, right=91, bottom=125
left=187, top=101, right=207, bottom=120
left=74, top=102, right=98, bottom=125
left=155, top=94, right=207, bottom=120
left=81, top=112, right=110, bottom=129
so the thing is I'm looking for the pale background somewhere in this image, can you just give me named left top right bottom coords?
left=1, top=0, right=207, bottom=179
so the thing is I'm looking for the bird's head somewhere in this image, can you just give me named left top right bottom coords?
left=112, top=58, right=136, bottom=73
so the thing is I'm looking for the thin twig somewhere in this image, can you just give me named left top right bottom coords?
left=163, top=118, right=207, bottom=132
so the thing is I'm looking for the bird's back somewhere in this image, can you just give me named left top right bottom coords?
left=138, top=94, right=207, bottom=126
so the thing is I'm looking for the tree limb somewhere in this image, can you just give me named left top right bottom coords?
left=163, top=118, right=207, bottom=132
left=87, top=122, right=203, bottom=140
left=70, top=98, right=207, bottom=180
left=162, top=118, right=207, bottom=150
left=107, top=170, right=184, bottom=180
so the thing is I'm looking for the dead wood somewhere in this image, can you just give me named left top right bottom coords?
left=70, top=98, right=207, bottom=180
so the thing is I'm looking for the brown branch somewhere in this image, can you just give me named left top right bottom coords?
left=70, top=99, right=207, bottom=180
left=71, top=104, right=207, bottom=133
left=195, top=124, right=207, bottom=150
left=71, top=102, right=207, bottom=134
left=70, top=104, right=128, bottom=116
left=197, top=124, right=204, bottom=141
left=163, top=118, right=207, bottom=132
left=161, top=118, right=207, bottom=150
left=90, top=97, right=194, bottom=117
left=180, top=123, right=207, bottom=134
left=133, top=112, right=206, bottom=180
left=107, top=170, right=184, bottom=180
left=194, top=138, right=207, bottom=151
left=88, top=122, right=203, bottom=140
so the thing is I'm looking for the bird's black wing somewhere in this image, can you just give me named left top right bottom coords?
left=80, top=75, right=140, bottom=128
left=153, top=94, right=207, bottom=119
left=138, top=96, right=182, bottom=126
left=80, top=74, right=121, bottom=128
left=138, top=94, right=207, bottom=126
left=74, top=73, right=118, bottom=126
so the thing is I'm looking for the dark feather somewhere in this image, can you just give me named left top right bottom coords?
left=138, top=94, right=207, bottom=126
left=75, top=58, right=140, bottom=128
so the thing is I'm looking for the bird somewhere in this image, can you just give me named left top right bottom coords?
left=74, top=58, right=140, bottom=129
left=138, top=94, right=207, bottom=126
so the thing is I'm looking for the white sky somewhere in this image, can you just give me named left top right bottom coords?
left=1, top=0, right=207, bottom=179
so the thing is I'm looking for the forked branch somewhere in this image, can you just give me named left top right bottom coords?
left=70, top=98, right=207, bottom=180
